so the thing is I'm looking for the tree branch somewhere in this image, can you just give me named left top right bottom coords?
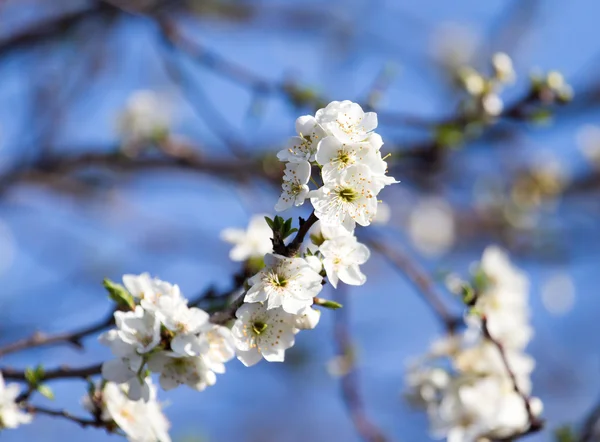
left=334, top=288, right=389, bottom=442
left=26, top=404, right=107, bottom=429
left=3, top=363, right=103, bottom=382
left=482, top=318, right=544, bottom=441
left=0, top=311, right=114, bottom=358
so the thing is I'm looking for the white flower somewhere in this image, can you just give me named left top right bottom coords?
left=198, top=324, right=236, bottom=371
left=310, top=164, right=379, bottom=231
left=147, top=352, right=218, bottom=392
left=408, top=197, right=455, bottom=257
left=453, top=341, right=534, bottom=393
left=117, top=90, right=169, bottom=145
left=492, top=52, right=516, bottom=84
left=293, top=306, right=321, bottom=330
left=0, top=372, right=32, bottom=429
left=315, top=100, right=377, bottom=143
left=114, top=306, right=161, bottom=354
left=99, top=329, right=149, bottom=402
left=275, top=161, right=311, bottom=212
left=468, top=246, right=532, bottom=349
left=122, top=273, right=183, bottom=313
left=430, top=377, right=542, bottom=442
left=232, top=303, right=296, bottom=366
left=244, top=253, right=323, bottom=314
left=278, top=115, right=327, bottom=163
left=316, top=135, right=383, bottom=183
left=103, top=380, right=171, bottom=442
left=220, top=214, right=273, bottom=262
left=405, top=366, right=450, bottom=407
left=319, top=235, right=370, bottom=288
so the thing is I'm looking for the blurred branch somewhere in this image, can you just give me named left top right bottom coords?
left=482, top=318, right=544, bottom=441
left=26, top=405, right=106, bottom=429
left=577, top=398, right=600, bottom=442
left=3, top=363, right=103, bottom=382
left=334, top=288, right=389, bottom=442
left=0, top=310, right=115, bottom=358
left=0, top=3, right=118, bottom=58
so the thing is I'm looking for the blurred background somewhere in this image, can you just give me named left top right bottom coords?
left=0, top=0, right=599, bottom=441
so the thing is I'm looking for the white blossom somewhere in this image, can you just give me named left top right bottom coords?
left=430, top=377, right=542, bottom=442
left=102, top=380, right=171, bottom=442
left=315, top=100, right=377, bottom=143
left=114, top=306, right=161, bottom=354
left=0, top=372, right=32, bottom=430
left=117, top=90, right=169, bottom=146
left=220, top=214, right=273, bottom=262
left=278, top=115, right=327, bottom=163
left=492, top=52, right=516, bottom=84
left=293, top=306, right=321, bottom=330
left=310, top=164, right=380, bottom=231
left=232, top=302, right=296, bottom=366
left=319, top=235, right=370, bottom=288
left=147, top=352, right=218, bottom=392
left=315, top=135, right=382, bottom=183
left=245, top=253, right=323, bottom=314
left=122, top=273, right=183, bottom=313
left=99, top=328, right=150, bottom=402
left=275, top=161, right=311, bottom=212
left=468, top=246, right=532, bottom=350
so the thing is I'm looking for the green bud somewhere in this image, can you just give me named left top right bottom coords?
left=313, top=297, right=343, bottom=309
left=37, top=385, right=55, bottom=400
left=104, top=278, right=135, bottom=310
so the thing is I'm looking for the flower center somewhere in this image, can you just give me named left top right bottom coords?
left=338, top=187, right=359, bottom=203
left=267, top=272, right=288, bottom=288
left=337, top=150, right=352, bottom=166
left=252, top=320, right=268, bottom=335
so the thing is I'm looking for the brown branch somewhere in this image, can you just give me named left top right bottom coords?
left=367, top=238, right=460, bottom=332
left=482, top=318, right=544, bottom=441
left=26, top=405, right=107, bottom=429
left=211, top=211, right=319, bottom=325
left=577, top=399, right=600, bottom=442
left=0, top=4, right=119, bottom=58
left=3, top=363, right=103, bottom=382
left=0, top=311, right=114, bottom=359
left=334, top=288, right=389, bottom=442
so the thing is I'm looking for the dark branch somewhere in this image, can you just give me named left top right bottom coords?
left=483, top=318, right=544, bottom=441
left=3, top=363, right=103, bottom=382
left=0, top=311, right=114, bottom=358
left=26, top=405, right=107, bottom=429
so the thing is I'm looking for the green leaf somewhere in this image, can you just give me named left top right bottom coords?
left=435, top=124, right=464, bottom=148
left=313, top=297, right=343, bottom=310
left=37, top=385, right=55, bottom=400
left=264, top=216, right=275, bottom=230
left=25, top=367, right=37, bottom=385
left=554, top=425, right=575, bottom=442
left=284, top=217, right=293, bottom=233
left=103, top=278, right=135, bottom=310
left=282, top=227, right=298, bottom=240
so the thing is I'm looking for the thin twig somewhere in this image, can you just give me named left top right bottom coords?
left=482, top=318, right=544, bottom=441
left=2, top=363, right=103, bottom=382
left=26, top=405, right=107, bottom=429
left=0, top=311, right=114, bottom=358
left=333, top=287, right=388, bottom=442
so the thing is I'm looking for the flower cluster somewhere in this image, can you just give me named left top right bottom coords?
left=406, top=246, right=541, bottom=442
left=83, top=379, right=170, bottom=442
left=0, top=372, right=32, bottom=430
left=276, top=100, right=397, bottom=231
left=100, top=273, right=235, bottom=401
left=456, top=52, right=516, bottom=117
